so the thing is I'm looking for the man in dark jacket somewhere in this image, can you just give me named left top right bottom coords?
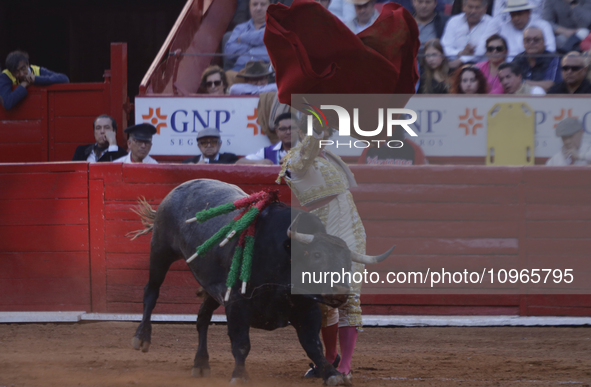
left=413, top=0, right=449, bottom=50
left=0, top=50, right=69, bottom=110
left=548, top=52, right=591, bottom=94
left=72, top=115, right=128, bottom=162
left=183, top=128, right=238, bottom=164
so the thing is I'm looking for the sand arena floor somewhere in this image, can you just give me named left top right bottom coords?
left=1, top=321, right=590, bottom=386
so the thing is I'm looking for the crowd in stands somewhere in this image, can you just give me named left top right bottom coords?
left=2, top=0, right=590, bottom=167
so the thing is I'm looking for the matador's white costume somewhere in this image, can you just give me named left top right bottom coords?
left=278, top=130, right=366, bottom=328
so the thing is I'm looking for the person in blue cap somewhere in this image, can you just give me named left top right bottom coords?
left=114, top=123, right=158, bottom=164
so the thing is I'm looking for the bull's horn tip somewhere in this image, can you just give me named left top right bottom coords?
left=224, top=287, right=231, bottom=302
left=186, top=218, right=197, bottom=224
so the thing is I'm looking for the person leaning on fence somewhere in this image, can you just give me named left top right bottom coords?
left=183, top=128, right=238, bottom=164
left=548, top=51, right=591, bottom=93
left=498, top=61, right=546, bottom=94
left=72, top=114, right=128, bottom=162
left=114, top=123, right=158, bottom=164
left=0, top=50, right=69, bottom=110
left=546, top=118, right=591, bottom=165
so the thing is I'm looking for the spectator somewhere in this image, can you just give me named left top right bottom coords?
left=224, top=0, right=270, bottom=75
left=441, top=0, right=493, bottom=68
left=236, top=112, right=297, bottom=165
left=546, top=118, right=591, bottom=165
left=498, top=61, right=547, bottom=93
left=198, top=66, right=228, bottom=94
left=0, top=50, right=69, bottom=111
left=72, top=115, right=128, bottom=162
left=451, top=65, right=489, bottom=93
left=478, top=0, right=556, bottom=59
left=542, top=0, right=591, bottom=52
left=114, top=124, right=158, bottom=164
left=327, top=0, right=356, bottom=22
left=548, top=52, right=591, bottom=93
left=229, top=60, right=278, bottom=95
left=512, top=26, right=562, bottom=91
left=316, top=0, right=333, bottom=8
left=413, top=0, right=450, bottom=50
left=476, top=34, right=508, bottom=93
left=345, top=0, right=380, bottom=33
left=418, top=39, right=451, bottom=93
left=357, top=127, right=428, bottom=164
left=492, top=0, right=545, bottom=24
left=183, top=128, right=238, bottom=164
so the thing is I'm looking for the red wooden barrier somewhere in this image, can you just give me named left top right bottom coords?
left=0, top=43, right=128, bottom=163
left=1, top=163, right=590, bottom=316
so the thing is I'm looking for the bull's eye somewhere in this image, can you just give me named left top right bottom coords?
left=314, top=252, right=321, bottom=259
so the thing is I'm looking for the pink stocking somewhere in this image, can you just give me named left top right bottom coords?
left=337, top=326, right=357, bottom=374
left=321, top=323, right=339, bottom=364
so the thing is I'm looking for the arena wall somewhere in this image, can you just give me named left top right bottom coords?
left=1, top=162, right=590, bottom=316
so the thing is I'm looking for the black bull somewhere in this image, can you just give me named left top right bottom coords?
left=131, top=179, right=393, bottom=385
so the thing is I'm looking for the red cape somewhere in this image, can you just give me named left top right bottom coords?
left=264, top=0, right=420, bottom=103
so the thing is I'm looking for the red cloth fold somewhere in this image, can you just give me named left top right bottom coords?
left=264, top=0, right=420, bottom=103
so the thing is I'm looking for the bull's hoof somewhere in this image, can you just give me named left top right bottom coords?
left=131, top=337, right=150, bottom=352
left=191, top=367, right=211, bottom=378
left=229, top=376, right=248, bottom=384
left=325, top=374, right=344, bottom=386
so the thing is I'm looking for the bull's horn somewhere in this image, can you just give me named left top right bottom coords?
left=351, top=245, right=395, bottom=264
left=287, top=214, right=314, bottom=244
left=290, top=230, right=314, bottom=244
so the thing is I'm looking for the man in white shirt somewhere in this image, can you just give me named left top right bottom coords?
left=546, top=118, right=591, bottom=165
left=344, top=0, right=380, bottom=34
left=441, top=0, right=493, bottom=68
left=114, top=124, right=159, bottom=164
left=477, top=0, right=556, bottom=59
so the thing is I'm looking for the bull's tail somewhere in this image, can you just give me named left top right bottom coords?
left=127, top=197, right=157, bottom=240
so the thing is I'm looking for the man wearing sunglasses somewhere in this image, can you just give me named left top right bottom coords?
left=548, top=52, right=591, bottom=94
left=114, top=124, right=158, bottom=164
left=546, top=118, right=591, bottom=165
left=183, top=128, right=238, bottom=164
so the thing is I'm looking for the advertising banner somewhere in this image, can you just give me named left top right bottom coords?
left=135, top=95, right=591, bottom=158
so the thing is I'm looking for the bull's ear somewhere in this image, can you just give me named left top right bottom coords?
left=283, top=239, right=291, bottom=252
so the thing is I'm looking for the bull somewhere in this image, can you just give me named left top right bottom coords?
left=131, top=179, right=393, bottom=385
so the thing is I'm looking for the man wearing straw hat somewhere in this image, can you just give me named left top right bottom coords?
left=478, top=0, right=556, bottom=58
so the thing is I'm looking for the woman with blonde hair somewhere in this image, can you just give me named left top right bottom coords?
left=418, top=39, right=450, bottom=94
left=197, top=65, right=228, bottom=94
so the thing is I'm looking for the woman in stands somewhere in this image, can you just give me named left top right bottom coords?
left=476, top=34, right=508, bottom=94
left=418, top=39, right=450, bottom=94
left=198, top=65, right=228, bottom=94
left=451, top=65, right=488, bottom=94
